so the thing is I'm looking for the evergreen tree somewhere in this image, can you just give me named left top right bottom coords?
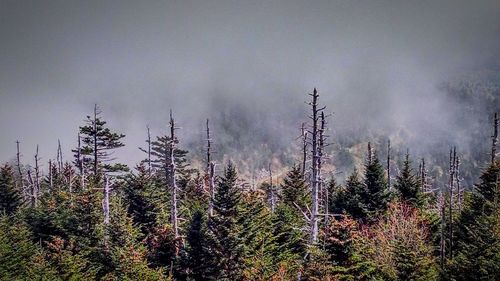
left=0, top=164, right=22, bottom=216
left=394, top=153, right=424, bottom=208
left=331, top=169, right=368, bottom=221
left=281, top=165, right=310, bottom=209
left=205, top=162, right=245, bottom=280
left=363, top=153, right=390, bottom=220
left=450, top=161, right=500, bottom=280
left=123, top=164, right=163, bottom=232
left=72, top=104, right=127, bottom=183
left=182, top=209, right=211, bottom=281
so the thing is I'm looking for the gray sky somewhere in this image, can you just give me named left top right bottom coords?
left=1, top=0, right=499, bottom=169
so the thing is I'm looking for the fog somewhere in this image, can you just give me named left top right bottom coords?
left=1, top=0, right=499, bottom=177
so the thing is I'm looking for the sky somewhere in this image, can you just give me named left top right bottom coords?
left=0, top=0, right=499, bottom=171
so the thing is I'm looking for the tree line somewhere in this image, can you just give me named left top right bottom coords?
left=0, top=90, right=498, bottom=280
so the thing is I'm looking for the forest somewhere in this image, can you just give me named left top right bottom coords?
left=0, top=86, right=499, bottom=281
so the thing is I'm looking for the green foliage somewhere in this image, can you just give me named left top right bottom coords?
left=394, top=153, right=425, bottom=208
left=281, top=165, right=310, bottom=209
left=362, top=155, right=391, bottom=220
left=0, top=164, right=22, bottom=216
left=331, top=169, right=367, bottom=221
left=450, top=161, right=500, bottom=281
left=123, top=164, right=163, bottom=232
left=205, top=162, right=245, bottom=280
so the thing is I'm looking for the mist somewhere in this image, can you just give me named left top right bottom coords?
left=1, top=0, right=499, bottom=179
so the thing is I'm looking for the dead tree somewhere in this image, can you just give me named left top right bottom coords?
left=301, top=122, right=308, bottom=177
left=448, top=147, right=456, bottom=260
left=307, top=88, right=325, bottom=243
left=48, top=159, right=53, bottom=189
left=15, top=140, right=23, bottom=188
left=455, top=156, right=462, bottom=211
left=268, top=163, right=276, bottom=213
left=33, top=145, right=41, bottom=207
left=492, top=112, right=498, bottom=163
left=146, top=126, right=152, bottom=176
left=206, top=119, right=216, bottom=216
left=387, top=140, right=391, bottom=190
left=419, top=158, right=429, bottom=193
left=57, top=139, right=63, bottom=173
left=76, top=133, right=86, bottom=189
left=168, top=110, right=180, bottom=239
left=103, top=175, right=112, bottom=225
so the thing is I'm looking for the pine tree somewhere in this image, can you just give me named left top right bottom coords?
left=331, top=169, right=367, bottom=221
left=123, top=164, right=162, bottom=233
left=72, top=104, right=127, bottom=184
left=450, top=161, right=500, bottom=280
left=363, top=150, right=390, bottom=220
left=182, top=209, right=211, bottom=281
left=281, top=165, right=310, bottom=209
left=0, top=164, right=22, bottom=216
left=205, top=162, right=245, bottom=280
left=394, top=153, right=424, bottom=208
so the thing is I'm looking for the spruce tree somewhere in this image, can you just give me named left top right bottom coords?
left=281, top=165, right=310, bottom=209
left=123, top=164, right=162, bottom=232
left=182, top=209, right=211, bottom=281
left=331, top=169, right=367, bottom=221
left=0, top=164, right=21, bottom=216
left=450, top=161, right=500, bottom=280
left=363, top=152, right=390, bottom=220
left=72, top=104, right=127, bottom=183
left=205, top=162, right=245, bottom=280
left=394, top=153, right=424, bottom=208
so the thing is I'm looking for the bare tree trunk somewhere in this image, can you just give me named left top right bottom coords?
left=103, top=175, right=111, bottom=225
left=16, top=140, right=23, bottom=187
left=206, top=119, right=215, bottom=216
left=301, top=122, right=308, bottom=177
left=448, top=147, right=456, bottom=260
left=145, top=126, right=152, bottom=176
left=308, top=88, right=325, bottom=243
left=77, top=133, right=86, bottom=190
left=419, top=158, right=427, bottom=192
left=268, top=163, right=276, bottom=213
left=169, top=110, right=179, bottom=239
left=34, top=145, right=40, bottom=208
left=455, top=156, right=462, bottom=212
left=93, top=104, right=98, bottom=180
left=57, top=139, right=63, bottom=173
left=387, top=140, right=391, bottom=190
left=492, top=112, right=498, bottom=163
left=49, top=159, right=53, bottom=189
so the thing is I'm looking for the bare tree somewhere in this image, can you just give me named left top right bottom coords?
left=307, top=88, right=325, bottom=243
left=168, top=110, right=180, bottom=239
left=387, top=139, right=391, bottom=190
left=57, top=139, right=63, bottom=173
left=301, top=122, right=308, bottom=177
left=268, top=163, right=276, bottom=213
left=492, top=112, right=498, bottom=163
left=206, top=119, right=216, bottom=216
left=15, top=140, right=23, bottom=187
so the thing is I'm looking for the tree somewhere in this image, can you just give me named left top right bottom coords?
left=72, top=104, right=127, bottom=183
left=181, top=209, right=211, bottom=281
left=362, top=145, right=390, bottom=220
left=331, top=169, right=367, bottom=221
left=358, top=202, right=438, bottom=280
left=394, top=152, right=424, bottom=208
left=450, top=161, right=500, bottom=280
left=281, top=165, right=310, bottom=209
left=0, top=164, right=22, bottom=216
left=123, top=164, right=163, bottom=233
left=205, top=162, right=245, bottom=280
